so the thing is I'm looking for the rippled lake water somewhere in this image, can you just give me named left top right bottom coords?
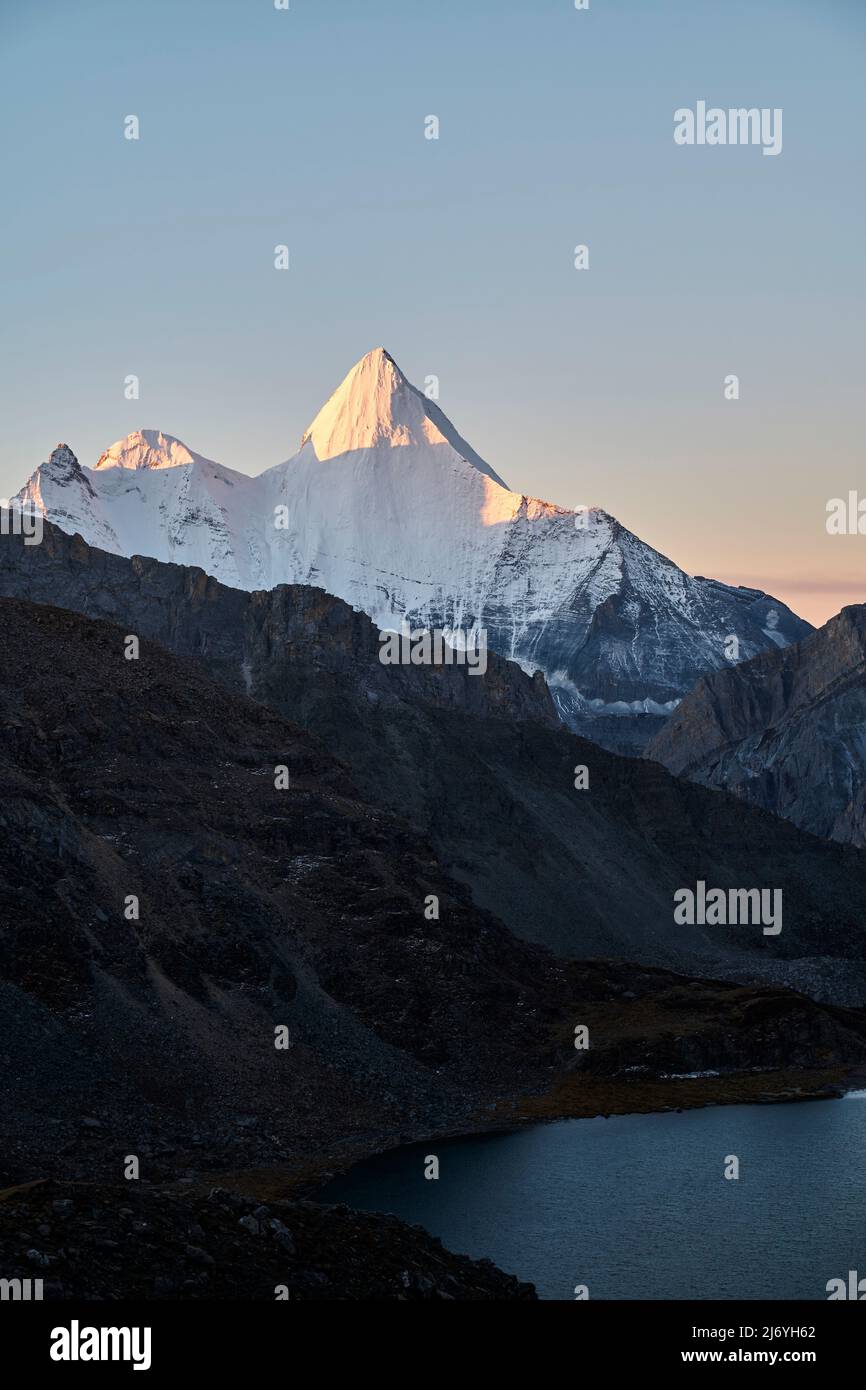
left=319, top=1096, right=866, bottom=1299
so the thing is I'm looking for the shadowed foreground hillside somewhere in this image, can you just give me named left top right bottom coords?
left=2, top=595, right=866, bottom=1297
left=3, top=522, right=866, bottom=1003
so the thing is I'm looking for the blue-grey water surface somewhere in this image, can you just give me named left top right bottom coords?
left=319, top=1096, right=866, bottom=1299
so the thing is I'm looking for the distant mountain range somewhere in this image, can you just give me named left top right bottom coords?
left=15, top=349, right=811, bottom=750
left=647, top=604, right=866, bottom=848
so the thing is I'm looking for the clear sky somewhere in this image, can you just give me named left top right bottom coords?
left=2, top=0, right=863, bottom=625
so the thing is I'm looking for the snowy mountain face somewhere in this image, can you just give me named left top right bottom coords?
left=17, top=352, right=811, bottom=744
left=18, top=431, right=264, bottom=591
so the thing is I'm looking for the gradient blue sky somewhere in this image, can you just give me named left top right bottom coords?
left=2, top=0, right=864, bottom=623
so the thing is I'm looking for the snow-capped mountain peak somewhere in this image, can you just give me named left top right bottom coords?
left=297, top=347, right=508, bottom=487
left=94, top=429, right=211, bottom=472
left=46, top=443, right=92, bottom=485
left=14, top=350, right=812, bottom=748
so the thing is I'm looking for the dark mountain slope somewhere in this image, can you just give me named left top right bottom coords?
left=2, top=522, right=866, bottom=1003
left=646, top=604, right=866, bottom=847
left=0, top=596, right=576, bottom=1183
left=4, top=594, right=866, bottom=1300
left=2, top=593, right=866, bottom=1178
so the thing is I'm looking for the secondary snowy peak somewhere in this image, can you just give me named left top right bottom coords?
left=49, top=443, right=78, bottom=468
left=22, top=443, right=96, bottom=505
left=297, top=347, right=508, bottom=487
left=95, top=430, right=212, bottom=472
left=16, top=441, right=119, bottom=554
left=45, top=444, right=94, bottom=489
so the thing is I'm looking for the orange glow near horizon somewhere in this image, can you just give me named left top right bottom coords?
left=717, top=576, right=866, bottom=629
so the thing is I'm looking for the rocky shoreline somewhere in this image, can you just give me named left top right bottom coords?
left=1, top=1064, right=858, bottom=1301
left=0, top=1178, right=535, bottom=1301
left=235, top=1060, right=860, bottom=1202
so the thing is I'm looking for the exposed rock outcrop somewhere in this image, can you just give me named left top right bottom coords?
left=645, top=604, right=866, bottom=847
left=0, top=1181, right=536, bottom=1300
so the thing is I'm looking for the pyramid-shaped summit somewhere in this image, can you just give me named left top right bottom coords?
left=298, top=347, right=508, bottom=486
